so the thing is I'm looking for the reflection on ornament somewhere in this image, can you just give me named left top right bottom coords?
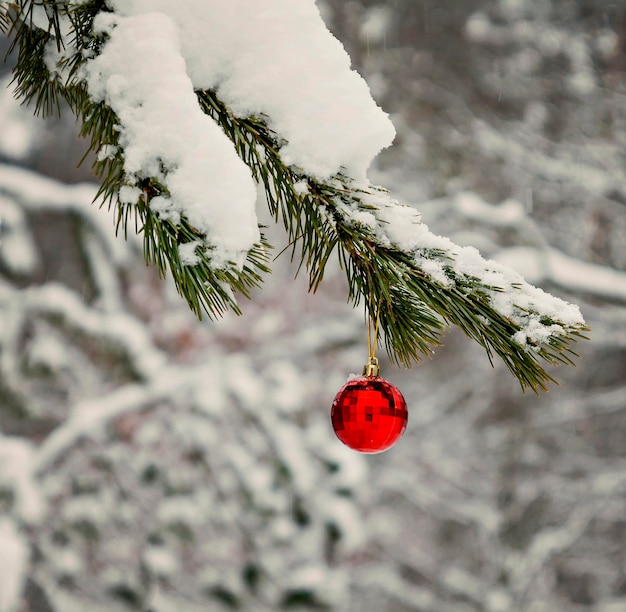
left=331, top=360, right=408, bottom=453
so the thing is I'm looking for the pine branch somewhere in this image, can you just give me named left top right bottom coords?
left=4, top=1, right=271, bottom=319
left=3, top=1, right=590, bottom=392
left=196, top=90, right=589, bottom=392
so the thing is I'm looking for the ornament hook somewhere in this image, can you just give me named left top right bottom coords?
left=365, top=308, right=381, bottom=377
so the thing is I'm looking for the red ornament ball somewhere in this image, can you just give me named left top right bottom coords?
left=331, top=376, right=408, bottom=453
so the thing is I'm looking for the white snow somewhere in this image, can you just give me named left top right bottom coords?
left=178, top=240, right=203, bottom=266
left=286, top=563, right=348, bottom=604
left=456, top=192, right=526, bottom=226
left=372, top=198, right=424, bottom=246
left=360, top=6, right=393, bottom=45
left=0, top=436, right=44, bottom=524
left=317, top=495, right=365, bottom=553
left=58, top=0, right=397, bottom=268
left=267, top=360, right=307, bottom=414
left=0, top=76, right=40, bottom=161
left=149, top=195, right=180, bottom=226
left=465, top=12, right=492, bottom=43
left=143, top=546, right=178, bottom=576
left=595, top=29, right=619, bottom=60
left=459, top=242, right=581, bottom=327
left=95, top=0, right=395, bottom=181
left=0, top=196, right=39, bottom=275
left=25, top=332, right=71, bottom=372
left=82, top=11, right=259, bottom=268
left=0, top=519, right=29, bottom=612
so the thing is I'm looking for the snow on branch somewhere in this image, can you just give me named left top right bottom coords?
left=0, top=435, right=43, bottom=524
left=453, top=193, right=626, bottom=304
left=0, top=518, right=29, bottom=612
left=200, top=89, right=587, bottom=390
left=0, top=435, right=41, bottom=612
left=83, top=10, right=260, bottom=268
left=0, top=164, right=132, bottom=266
left=34, top=381, right=163, bottom=473
left=50, top=0, right=392, bottom=269
left=2, top=0, right=589, bottom=390
left=497, top=247, right=626, bottom=305
left=99, top=0, right=396, bottom=181
left=0, top=280, right=167, bottom=384
left=474, top=120, right=626, bottom=202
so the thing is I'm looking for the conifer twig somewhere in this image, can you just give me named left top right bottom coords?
left=1, top=1, right=590, bottom=392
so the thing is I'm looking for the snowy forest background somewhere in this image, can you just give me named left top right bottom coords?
left=1, top=0, right=625, bottom=610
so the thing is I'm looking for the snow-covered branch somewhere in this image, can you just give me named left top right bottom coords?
left=2, top=0, right=589, bottom=391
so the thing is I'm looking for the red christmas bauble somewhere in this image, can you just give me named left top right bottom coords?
left=331, top=376, right=408, bottom=453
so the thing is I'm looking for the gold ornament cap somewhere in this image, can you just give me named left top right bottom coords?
left=362, top=356, right=380, bottom=378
